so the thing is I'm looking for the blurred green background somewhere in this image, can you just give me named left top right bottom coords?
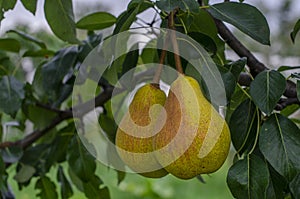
left=8, top=157, right=233, bottom=199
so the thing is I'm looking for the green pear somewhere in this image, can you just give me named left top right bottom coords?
left=153, top=74, right=231, bottom=179
left=115, top=84, right=168, bottom=178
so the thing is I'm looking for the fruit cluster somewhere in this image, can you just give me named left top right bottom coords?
left=115, top=74, right=231, bottom=180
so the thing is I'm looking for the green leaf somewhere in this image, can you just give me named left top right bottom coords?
left=117, top=171, right=126, bottom=185
left=0, top=0, right=17, bottom=23
left=1, top=146, right=23, bottom=163
left=156, top=0, right=199, bottom=13
left=0, top=76, right=25, bottom=117
left=290, top=19, right=300, bottom=43
left=13, top=164, right=36, bottom=183
left=76, top=12, right=116, bottom=30
left=227, top=154, right=270, bottom=199
left=0, top=38, right=20, bottom=52
left=290, top=173, right=300, bottom=198
left=32, top=46, right=78, bottom=104
left=188, top=32, right=217, bottom=55
left=277, top=65, right=300, bottom=72
left=8, top=29, right=47, bottom=49
left=44, top=0, right=79, bottom=44
left=224, top=57, right=247, bottom=81
left=266, top=164, right=288, bottom=199
left=218, top=66, right=237, bottom=101
left=23, top=49, right=55, bottom=57
left=0, top=156, right=8, bottom=193
left=297, top=81, right=300, bottom=101
left=35, top=176, right=58, bottom=199
left=57, top=166, right=73, bottom=199
left=83, top=176, right=109, bottom=199
left=209, top=2, right=270, bottom=45
left=281, top=104, right=300, bottom=117
left=67, top=136, right=96, bottom=182
left=20, top=0, right=37, bottom=15
left=249, top=70, right=286, bottom=115
left=114, top=0, right=153, bottom=34
left=229, top=99, right=258, bottom=154
left=259, top=114, right=300, bottom=181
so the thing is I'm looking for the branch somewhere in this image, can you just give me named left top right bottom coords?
left=213, top=19, right=299, bottom=103
left=276, top=98, right=300, bottom=110
left=0, top=87, right=114, bottom=150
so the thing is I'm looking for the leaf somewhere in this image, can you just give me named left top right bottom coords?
left=227, top=154, right=270, bottom=199
left=32, top=46, right=78, bottom=104
left=20, top=0, right=37, bottom=15
left=277, top=65, right=300, bottom=72
left=1, top=146, right=23, bottom=163
left=156, top=0, right=199, bottom=13
left=0, top=76, right=25, bottom=117
left=290, top=173, right=300, bottom=198
left=113, top=7, right=138, bottom=34
left=0, top=38, right=20, bottom=52
left=35, top=176, right=58, bottom=199
left=259, top=114, right=300, bottom=181
left=23, top=49, right=55, bottom=57
left=229, top=99, right=258, bottom=154
left=218, top=66, right=237, bottom=101
left=76, top=12, right=116, bottom=30
left=224, top=57, right=247, bottom=81
left=67, top=136, right=96, bottom=182
left=266, top=164, right=288, bottom=199
left=249, top=70, right=286, bottom=115
left=281, top=104, right=300, bottom=117
left=0, top=0, right=17, bottom=23
left=209, top=2, right=270, bottom=45
left=0, top=156, right=8, bottom=193
left=297, top=81, right=300, bottom=101
left=57, top=166, right=73, bottom=199
left=290, top=19, right=300, bottom=43
left=44, top=0, right=79, bottom=44
left=82, top=176, right=109, bottom=199
left=13, top=164, right=36, bottom=183
left=8, top=29, right=47, bottom=49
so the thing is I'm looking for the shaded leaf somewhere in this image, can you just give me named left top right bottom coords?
left=82, top=175, right=107, bottom=199
left=156, top=0, right=199, bottom=13
left=8, top=30, right=47, bottom=49
left=67, top=136, right=96, bottom=182
left=250, top=70, right=286, bottom=115
left=277, top=65, right=300, bottom=72
left=281, top=104, right=300, bottom=117
left=57, top=166, right=73, bottom=199
left=32, top=46, right=78, bottom=104
left=209, top=2, right=270, bottom=45
left=290, top=173, right=300, bottom=198
left=297, top=80, right=300, bottom=101
left=23, top=49, right=55, bottom=57
left=0, top=156, right=8, bottom=193
left=35, top=176, right=58, bottom=199
left=229, top=99, right=258, bottom=154
left=20, top=0, right=37, bottom=15
left=218, top=66, right=237, bottom=101
left=1, top=146, right=23, bottom=164
left=76, top=12, right=116, bottom=30
left=0, top=38, right=20, bottom=52
left=0, top=76, right=25, bottom=117
left=290, top=19, right=300, bottom=43
left=266, top=164, right=288, bottom=199
left=0, top=0, right=17, bottom=23
left=44, top=0, right=79, bottom=43
left=224, top=57, right=247, bottom=81
left=259, top=114, right=300, bottom=181
left=117, top=171, right=126, bottom=185
left=14, top=164, right=35, bottom=183
left=227, top=154, right=269, bottom=199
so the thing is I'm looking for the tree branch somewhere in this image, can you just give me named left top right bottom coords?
left=0, top=87, right=114, bottom=150
left=276, top=98, right=300, bottom=110
left=213, top=18, right=299, bottom=104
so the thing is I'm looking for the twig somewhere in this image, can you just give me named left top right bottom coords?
left=275, top=98, right=300, bottom=110
left=153, top=35, right=169, bottom=84
left=168, top=9, right=184, bottom=74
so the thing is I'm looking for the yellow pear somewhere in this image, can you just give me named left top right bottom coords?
left=153, top=74, right=231, bottom=179
left=115, top=83, right=168, bottom=178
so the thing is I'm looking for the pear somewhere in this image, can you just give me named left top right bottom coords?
left=115, top=83, right=168, bottom=178
left=153, top=74, right=231, bottom=179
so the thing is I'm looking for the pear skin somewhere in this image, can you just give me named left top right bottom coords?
left=115, top=84, right=168, bottom=178
left=154, top=75, right=231, bottom=179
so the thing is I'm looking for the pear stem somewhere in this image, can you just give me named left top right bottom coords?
left=152, top=39, right=168, bottom=85
left=168, top=9, right=184, bottom=74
